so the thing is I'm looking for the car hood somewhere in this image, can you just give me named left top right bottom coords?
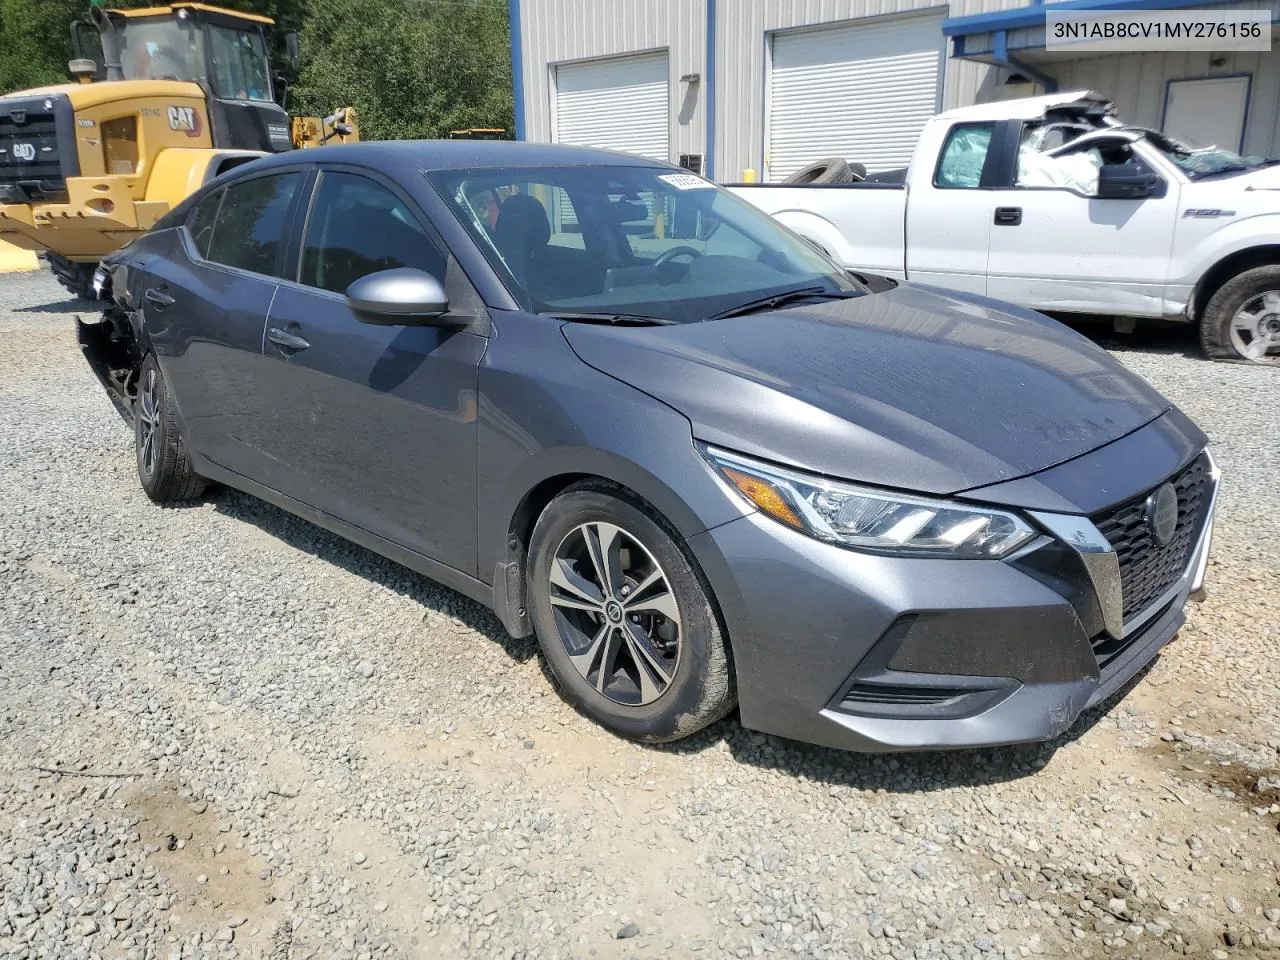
left=561, top=285, right=1172, bottom=495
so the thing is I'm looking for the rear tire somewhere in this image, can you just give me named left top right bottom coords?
left=43, top=253, right=98, bottom=300
left=527, top=482, right=735, bottom=743
left=1200, top=264, right=1280, bottom=363
left=135, top=354, right=208, bottom=504
left=783, top=158, right=854, bottom=185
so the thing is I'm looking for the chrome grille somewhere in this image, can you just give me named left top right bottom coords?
left=1091, top=453, right=1212, bottom=623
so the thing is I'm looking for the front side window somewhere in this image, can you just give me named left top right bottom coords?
left=432, top=166, right=859, bottom=324
left=186, top=189, right=223, bottom=258
left=300, top=172, right=447, bottom=294
left=118, top=16, right=205, bottom=83
left=205, top=172, right=301, bottom=276
left=208, top=25, right=272, bottom=102
left=1018, top=132, right=1158, bottom=198
left=935, top=123, right=994, bottom=189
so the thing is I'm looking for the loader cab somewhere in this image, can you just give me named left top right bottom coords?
left=72, top=3, right=293, bottom=154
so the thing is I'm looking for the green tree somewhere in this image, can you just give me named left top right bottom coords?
left=294, top=0, right=513, bottom=140
left=0, top=0, right=86, bottom=92
left=0, top=0, right=514, bottom=142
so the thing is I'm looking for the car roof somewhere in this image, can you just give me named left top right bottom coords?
left=241, top=139, right=677, bottom=174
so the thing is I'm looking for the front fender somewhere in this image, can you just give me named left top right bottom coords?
left=144, top=148, right=267, bottom=208
left=1171, top=212, right=1280, bottom=290
left=477, top=313, right=751, bottom=587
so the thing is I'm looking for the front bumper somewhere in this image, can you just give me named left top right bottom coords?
left=0, top=184, right=166, bottom=260
left=685, top=441, right=1219, bottom=753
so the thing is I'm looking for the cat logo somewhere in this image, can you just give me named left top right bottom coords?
left=167, top=105, right=203, bottom=138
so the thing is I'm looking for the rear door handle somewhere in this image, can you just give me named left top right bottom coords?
left=994, top=206, right=1022, bottom=226
left=144, top=287, right=175, bottom=308
left=268, top=327, right=310, bottom=352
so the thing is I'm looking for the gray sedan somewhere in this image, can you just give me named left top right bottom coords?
left=79, top=140, right=1219, bottom=752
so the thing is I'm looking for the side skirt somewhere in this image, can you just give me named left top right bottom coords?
left=193, top=457, right=498, bottom=617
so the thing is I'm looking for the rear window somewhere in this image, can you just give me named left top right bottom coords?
left=934, top=123, right=995, bottom=189
left=205, top=172, right=301, bottom=276
left=185, top=189, right=222, bottom=259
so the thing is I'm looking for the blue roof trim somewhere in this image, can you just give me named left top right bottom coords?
left=508, top=0, right=525, bottom=140
left=943, top=0, right=1245, bottom=36
left=706, top=0, right=716, bottom=179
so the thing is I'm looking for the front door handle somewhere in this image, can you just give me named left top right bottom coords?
left=994, top=206, right=1023, bottom=226
left=268, top=327, right=310, bottom=352
left=144, top=287, right=175, bottom=308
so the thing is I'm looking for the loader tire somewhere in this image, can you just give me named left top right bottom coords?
left=44, top=253, right=98, bottom=301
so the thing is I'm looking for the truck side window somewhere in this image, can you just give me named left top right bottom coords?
left=934, top=123, right=995, bottom=189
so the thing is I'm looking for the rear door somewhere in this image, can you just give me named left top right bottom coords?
left=903, top=120, right=997, bottom=294
left=138, top=167, right=307, bottom=476
left=255, top=166, right=488, bottom=576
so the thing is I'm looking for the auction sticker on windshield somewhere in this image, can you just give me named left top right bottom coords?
left=659, top=173, right=714, bottom=190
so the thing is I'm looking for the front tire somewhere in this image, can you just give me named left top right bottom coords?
left=43, top=253, right=98, bottom=301
left=527, top=482, right=735, bottom=743
left=1200, top=264, right=1280, bottom=363
left=135, top=354, right=208, bottom=504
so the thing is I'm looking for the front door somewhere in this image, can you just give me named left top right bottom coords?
left=257, top=168, right=487, bottom=576
left=985, top=133, right=1179, bottom=316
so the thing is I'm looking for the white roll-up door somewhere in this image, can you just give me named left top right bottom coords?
left=767, top=16, right=943, bottom=181
left=554, top=52, right=670, bottom=161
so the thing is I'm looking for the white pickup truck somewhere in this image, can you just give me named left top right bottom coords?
left=730, top=91, right=1280, bottom=363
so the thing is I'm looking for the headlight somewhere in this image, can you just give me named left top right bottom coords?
left=701, top=445, right=1036, bottom=559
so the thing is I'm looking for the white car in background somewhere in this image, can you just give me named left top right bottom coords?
left=731, top=91, right=1280, bottom=363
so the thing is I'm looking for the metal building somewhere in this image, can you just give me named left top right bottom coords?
left=507, top=0, right=1280, bottom=182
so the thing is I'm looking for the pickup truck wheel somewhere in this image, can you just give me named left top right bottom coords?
left=135, top=354, right=209, bottom=504
left=44, top=253, right=98, bottom=301
left=527, top=482, right=736, bottom=743
left=1201, top=265, right=1280, bottom=363
left=783, top=158, right=854, bottom=185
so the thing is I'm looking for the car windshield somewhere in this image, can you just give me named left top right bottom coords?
left=429, top=165, right=862, bottom=323
left=118, top=16, right=205, bottom=83
left=208, top=25, right=273, bottom=102
left=1131, top=127, right=1273, bottom=179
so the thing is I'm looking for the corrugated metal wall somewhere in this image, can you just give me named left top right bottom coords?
left=514, top=0, right=706, bottom=164
left=1053, top=51, right=1280, bottom=159
left=711, top=0, right=1027, bottom=180
left=513, top=1, right=1280, bottom=183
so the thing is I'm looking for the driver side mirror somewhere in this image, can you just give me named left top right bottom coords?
left=283, top=30, right=301, bottom=67
left=1097, top=163, right=1158, bottom=199
left=346, top=268, right=458, bottom=326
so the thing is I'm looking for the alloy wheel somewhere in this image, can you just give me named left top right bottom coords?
left=1230, top=289, right=1280, bottom=361
left=138, top=367, right=160, bottom=477
left=547, top=521, right=682, bottom=706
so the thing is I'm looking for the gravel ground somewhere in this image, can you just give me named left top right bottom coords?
left=1, top=269, right=1278, bottom=960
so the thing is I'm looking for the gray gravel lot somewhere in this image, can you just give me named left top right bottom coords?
left=1, top=269, right=1278, bottom=960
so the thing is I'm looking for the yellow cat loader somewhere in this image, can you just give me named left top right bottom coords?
left=0, top=2, right=358, bottom=298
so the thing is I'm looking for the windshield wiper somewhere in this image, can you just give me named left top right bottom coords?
left=707, top=286, right=862, bottom=321
left=544, top=311, right=677, bottom=326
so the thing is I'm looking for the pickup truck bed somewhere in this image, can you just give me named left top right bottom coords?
left=727, top=181, right=908, bottom=281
